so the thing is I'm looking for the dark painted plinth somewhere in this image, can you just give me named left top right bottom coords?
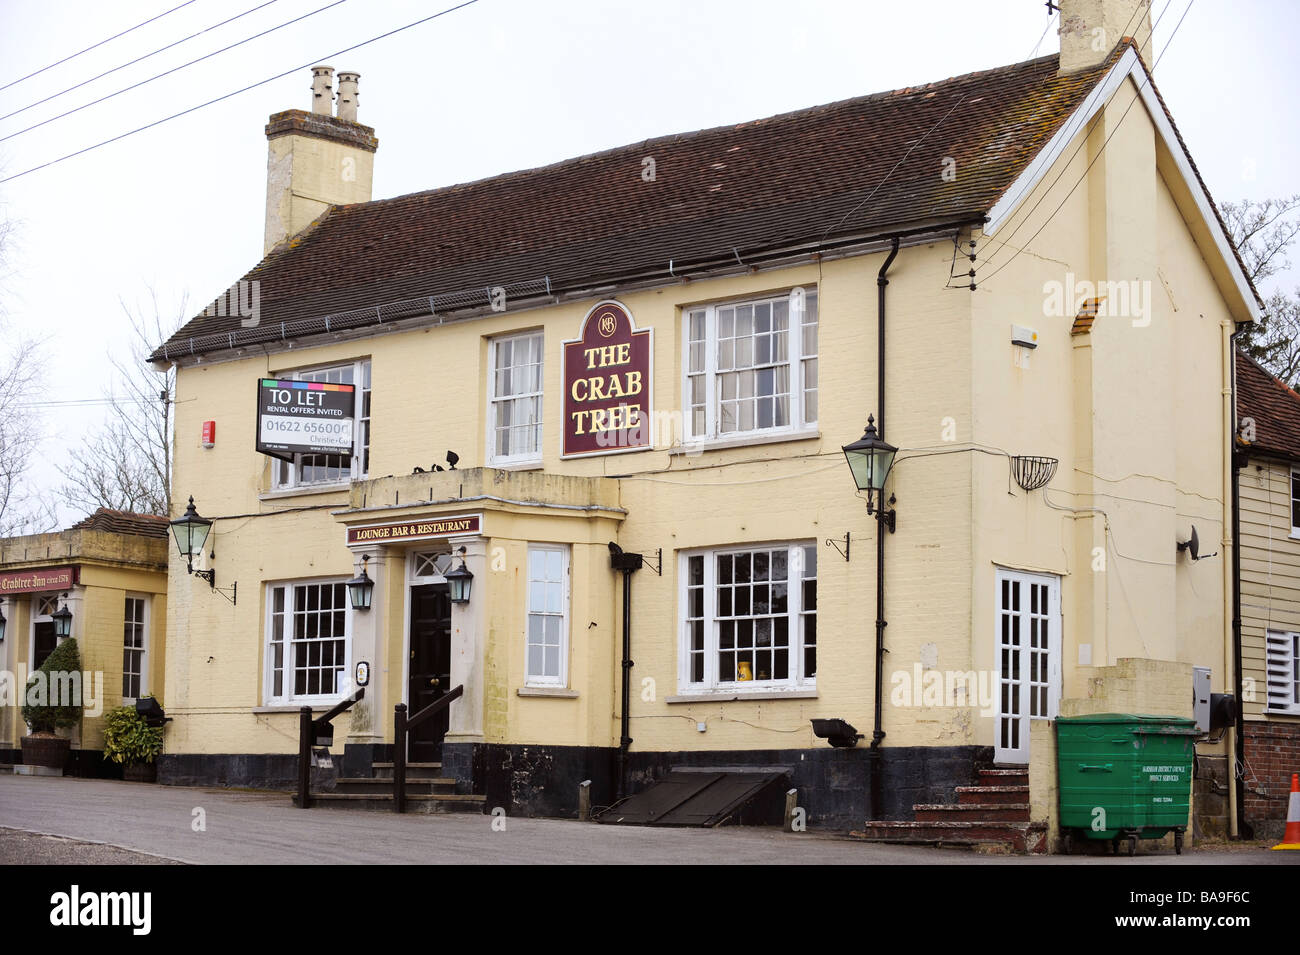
left=443, top=742, right=991, bottom=830
left=157, top=753, right=300, bottom=790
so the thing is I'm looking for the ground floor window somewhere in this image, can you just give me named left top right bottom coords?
left=525, top=544, right=569, bottom=686
left=1265, top=630, right=1300, bottom=714
left=680, top=542, right=816, bottom=691
left=266, top=580, right=350, bottom=704
left=123, top=595, right=147, bottom=700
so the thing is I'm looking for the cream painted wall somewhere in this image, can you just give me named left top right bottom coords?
left=166, top=72, right=1242, bottom=764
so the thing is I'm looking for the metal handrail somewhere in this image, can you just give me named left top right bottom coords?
left=296, top=688, right=365, bottom=809
left=393, top=685, right=463, bottom=813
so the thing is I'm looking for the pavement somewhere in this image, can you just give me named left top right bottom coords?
left=1, top=774, right=1294, bottom=865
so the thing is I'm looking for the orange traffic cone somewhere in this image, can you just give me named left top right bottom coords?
left=1272, top=773, right=1300, bottom=850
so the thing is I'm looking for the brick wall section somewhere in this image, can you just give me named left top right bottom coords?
left=1243, top=720, right=1300, bottom=839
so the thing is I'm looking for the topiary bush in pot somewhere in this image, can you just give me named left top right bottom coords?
left=19, top=638, right=83, bottom=771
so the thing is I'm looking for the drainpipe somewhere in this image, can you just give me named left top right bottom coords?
left=870, top=237, right=900, bottom=817
left=609, top=543, right=642, bottom=801
left=1227, top=326, right=1251, bottom=839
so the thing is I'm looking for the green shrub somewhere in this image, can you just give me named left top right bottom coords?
left=101, top=703, right=164, bottom=766
left=20, top=638, right=82, bottom=734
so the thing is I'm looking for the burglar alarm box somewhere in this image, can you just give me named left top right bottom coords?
left=1193, top=666, right=1211, bottom=734
left=201, top=420, right=216, bottom=448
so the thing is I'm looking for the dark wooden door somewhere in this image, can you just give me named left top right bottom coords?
left=407, top=584, right=452, bottom=762
left=32, top=622, right=57, bottom=670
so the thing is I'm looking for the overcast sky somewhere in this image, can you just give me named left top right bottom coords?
left=1, top=0, right=1296, bottom=526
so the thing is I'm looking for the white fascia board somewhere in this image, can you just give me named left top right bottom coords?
left=984, top=47, right=1261, bottom=322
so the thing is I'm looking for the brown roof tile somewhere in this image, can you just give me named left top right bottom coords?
left=155, top=50, right=1121, bottom=361
left=68, top=508, right=171, bottom=540
left=1236, top=351, right=1300, bottom=461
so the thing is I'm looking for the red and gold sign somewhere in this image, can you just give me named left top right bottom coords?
left=345, top=515, right=481, bottom=545
left=562, top=300, right=653, bottom=457
left=0, top=566, right=78, bottom=595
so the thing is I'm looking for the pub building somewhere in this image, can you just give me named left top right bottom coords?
left=151, top=2, right=1258, bottom=842
left=0, top=510, right=169, bottom=774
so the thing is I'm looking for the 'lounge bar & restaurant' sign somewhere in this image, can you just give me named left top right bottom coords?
left=346, top=515, right=482, bottom=545
left=256, top=378, right=356, bottom=460
left=562, top=300, right=652, bottom=457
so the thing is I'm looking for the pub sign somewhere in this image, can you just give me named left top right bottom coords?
left=562, top=301, right=653, bottom=457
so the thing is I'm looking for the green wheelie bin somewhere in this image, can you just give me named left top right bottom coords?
left=1055, top=713, right=1198, bottom=856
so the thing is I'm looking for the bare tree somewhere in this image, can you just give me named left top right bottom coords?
left=0, top=202, right=57, bottom=535
left=59, top=289, right=184, bottom=518
left=1222, top=194, right=1300, bottom=385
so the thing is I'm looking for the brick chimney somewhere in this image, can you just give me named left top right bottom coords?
left=1057, top=0, right=1153, bottom=74
left=263, top=66, right=378, bottom=255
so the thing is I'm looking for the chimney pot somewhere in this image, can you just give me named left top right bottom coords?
left=310, top=65, right=334, bottom=115
left=337, top=71, right=360, bottom=123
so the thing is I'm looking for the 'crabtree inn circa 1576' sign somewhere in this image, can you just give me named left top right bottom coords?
left=562, top=300, right=653, bottom=457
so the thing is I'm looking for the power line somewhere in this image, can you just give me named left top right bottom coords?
left=977, top=0, right=1194, bottom=287
left=0, top=0, right=481, bottom=185
left=0, top=1, right=281, bottom=124
left=0, top=0, right=349, bottom=145
left=0, top=1, right=198, bottom=93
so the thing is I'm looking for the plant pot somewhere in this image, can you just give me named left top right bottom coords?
left=21, top=734, right=70, bottom=772
left=123, top=763, right=157, bottom=783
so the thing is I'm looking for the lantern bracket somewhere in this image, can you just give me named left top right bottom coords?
left=825, top=533, right=850, bottom=562
left=192, top=566, right=236, bottom=605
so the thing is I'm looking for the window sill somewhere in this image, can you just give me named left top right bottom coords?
left=490, top=460, right=544, bottom=472
left=253, top=704, right=344, bottom=714
left=670, top=429, right=820, bottom=456
left=517, top=686, right=579, bottom=698
left=666, top=689, right=818, bottom=704
left=1289, top=530, right=1300, bottom=540
left=260, top=483, right=353, bottom=501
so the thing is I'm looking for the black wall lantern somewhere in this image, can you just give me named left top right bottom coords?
left=842, top=415, right=898, bottom=532
left=169, top=496, right=236, bottom=604
left=445, top=546, right=474, bottom=604
left=52, top=596, right=73, bottom=639
left=0, top=601, right=6, bottom=642
left=347, top=555, right=375, bottom=611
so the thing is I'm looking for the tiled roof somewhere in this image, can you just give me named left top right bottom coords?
left=1236, top=351, right=1300, bottom=462
left=68, top=508, right=171, bottom=540
left=154, top=49, right=1122, bottom=361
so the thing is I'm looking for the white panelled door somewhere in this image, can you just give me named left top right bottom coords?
left=995, top=569, right=1062, bottom=765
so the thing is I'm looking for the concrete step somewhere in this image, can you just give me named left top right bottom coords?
left=371, top=762, right=442, bottom=779
left=857, top=820, right=1048, bottom=854
left=293, top=792, right=486, bottom=814
left=333, top=777, right=456, bottom=795
left=956, top=784, right=1029, bottom=805
left=913, top=803, right=1031, bottom=823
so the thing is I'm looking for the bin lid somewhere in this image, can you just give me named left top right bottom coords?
left=1055, top=712, right=1197, bottom=727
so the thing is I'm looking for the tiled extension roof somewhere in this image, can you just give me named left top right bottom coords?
left=68, top=508, right=170, bottom=540
left=1236, top=351, right=1300, bottom=462
left=154, top=50, right=1122, bottom=361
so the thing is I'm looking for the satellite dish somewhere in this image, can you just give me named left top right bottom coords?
left=1178, top=525, right=1218, bottom=562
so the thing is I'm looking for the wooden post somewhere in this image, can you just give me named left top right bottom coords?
left=783, top=788, right=799, bottom=832
left=393, top=703, right=407, bottom=814
left=578, top=779, right=592, bottom=821
left=297, top=707, right=313, bottom=809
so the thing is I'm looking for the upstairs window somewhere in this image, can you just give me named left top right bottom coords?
left=1291, top=469, right=1300, bottom=535
left=273, top=360, right=371, bottom=490
left=489, top=331, right=544, bottom=466
left=684, top=289, right=818, bottom=444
